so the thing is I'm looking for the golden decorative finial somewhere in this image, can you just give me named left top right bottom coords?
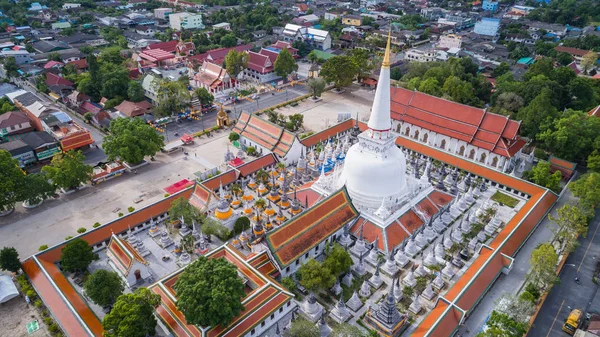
left=382, top=28, right=392, bottom=68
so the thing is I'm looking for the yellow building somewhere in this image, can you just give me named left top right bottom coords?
left=342, top=15, right=362, bottom=26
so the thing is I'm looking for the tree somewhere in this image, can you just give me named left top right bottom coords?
left=169, top=198, right=202, bottom=227
left=418, top=78, right=441, bottom=96
left=549, top=204, right=589, bottom=253
left=516, top=89, right=559, bottom=138
left=0, top=247, right=20, bottom=273
left=492, top=92, right=524, bottom=116
left=60, top=238, right=98, bottom=273
left=528, top=243, right=558, bottom=291
left=174, top=256, right=245, bottom=327
left=492, top=62, right=511, bottom=78
left=220, top=34, right=237, bottom=48
left=194, top=87, right=214, bottom=107
left=557, top=52, right=573, bottom=66
left=102, top=287, right=160, bottom=337
left=523, top=161, right=562, bottom=193
left=100, top=63, right=130, bottom=100
left=292, top=40, right=308, bottom=57
left=102, top=117, right=164, bottom=164
left=320, top=56, right=358, bottom=90
left=127, top=81, right=145, bottom=102
left=84, top=270, right=124, bottom=307
left=570, top=172, right=600, bottom=210
left=297, top=258, right=335, bottom=292
left=307, top=77, right=326, bottom=99
left=477, top=311, right=528, bottom=337
left=41, top=150, right=92, bottom=191
left=286, top=114, right=304, bottom=132
left=390, top=67, right=402, bottom=81
left=581, top=51, right=598, bottom=74
left=442, top=76, right=476, bottom=105
left=332, top=323, right=366, bottom=337
left=274, top=48, right=298, bottom=79
left=307, top=50, right=321, bottom=65
left=229, top=132, right=240, bottom=142
left=588, top=151, right=600, bottom=173
left=0, top=150, right=26, bottom=212
left=323, top=243, right=353, bottom=277
left=537, top=110, right=599, bottom=163
left=153, top=79, right=190, bottom=117
left=4, top=56, right=18, bottom=77
left=224, top=50, right=248, bottom=80
left=285, top=319, right=320, bottom=337
left=20, top=173, right=55, bottom=206
left=86, top=54, right=102, bottom=102
left=349, top=49, right=373, bottom=82
left=233, top=216, right=250, bottom=235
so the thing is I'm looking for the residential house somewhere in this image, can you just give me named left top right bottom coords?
left=0, top=110, right=33, bottom=137
left=342, top=14, right=362, bottom=26
left=66, top=59, right=88, bottom=72
left=169, top=12, right=204, bottom=30
left=52, top=22, right=72, bottom=30
left=294, top=3, right=309, bottom=14
left=405, top=49, right=437, bottom=62
left=154, top=8, right=172, bottom=20
left=474, top=17, right=500, bottom=37
left=141, top=74, right=159, bottom=102
left=114, top=100, right=153, bottom=118
left=62, top=3, right=81, bottom=9
left=420, top=7, right=445, bottom=21
left=20, top=131, right=60, bottom=161
left=45, top=73, right=75, bottom=99
left=212, top=22, right=231, bottom=31
left=40, top=111, right=94, bottom=151
left=298, top=14, right=320, bottom=25
left=66, top=90, right=89, bottom=107
left=43, top=60, right=64, bottom=70
left=135, top=25, right=156, bottom=36
left=28, top=2, right=49, bottom=11
left=526, top=21, right=567, bottom=38
left=372, top=30, right=406, bottom=47
left=1, top=50, right=32, bottom=64
left=555, top=46, right=597, bottom=64
left=282, top=24, right=332, bottom=50
left=438, top=33, right=462, bottom=49
left=324, top=12, right=341, bottom=20
left=0, top=140, right=36, bottom=166
left=32, top=40, right=70, bottom=53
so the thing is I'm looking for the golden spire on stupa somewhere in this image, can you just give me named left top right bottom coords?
left=382, top=29, right=392, bottom=68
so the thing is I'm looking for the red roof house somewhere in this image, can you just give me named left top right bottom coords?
left=114, top=100, right=153, bottom=117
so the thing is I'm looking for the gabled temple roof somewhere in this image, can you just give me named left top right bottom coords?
left=106, top=233, right=147, bottom=275
left=391, top=87, right=524, bottom=158
left=300, top=118, right=354, bottom=148
left=233, top=111, right=296, bottom=157
left=189, top=183, right=215, bottom=211
left=235, top=153, right=278, bottom=177
left=266, top=187, right=359, bottom=267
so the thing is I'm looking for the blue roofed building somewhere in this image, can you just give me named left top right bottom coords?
left=482, top=0, right=499, bottom=12
left=474, top=17, right=501, bottom=37
left=28, top=2, right=48, bottom=11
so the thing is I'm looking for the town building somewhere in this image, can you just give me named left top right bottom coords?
left=114, top=100, right=153, bottom=118
left=153, top=7, right=172, bottom=20
left=282, top=24, right=332, bottom=51
left=420, top=7, right=445, bottom=21
left=438, top=34, right=462, bottom=49
left=0, top=110, right=33, bottom=137
left=212, top=22, right=231, bottom=31
left=169, top=12, right=204, bottom=31
left=342, top=14, right=363, bottom=26
left=405, top=49, right=437, bottom=62
left=474, top=17, right=501, bottom=37
left=482, top=0, right=499, bottom=12
left=62, top=3, right=81, bottom=9
left=555, top=46, right=597, bottom=64
left=0, top=139, right=36, bottom=166
left=1, top=50, right=32, bottom=64
left=20, top=131, right=60, bottom=161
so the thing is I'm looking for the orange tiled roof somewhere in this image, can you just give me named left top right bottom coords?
left=236, top=153, right=277, bottom=177
left=589, top=105, right=600, bottom=117
left=234, top=112, right=296, bottom=157
left=189, top=183, right=215, bottom=210
left=202, top=170, right=238, bottom=191
left=266, top=187, right=359, bottom=266
left=300, top=119, right=354, bottom=148
left=106, top=234, right=147, bottom=275
left=391, top=87, right=523, bottom=158
left=60, top=131, right=94, bottom=152
left=350, top=217, right=385, bottom=250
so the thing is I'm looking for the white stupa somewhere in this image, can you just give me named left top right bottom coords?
left=338, top=38, right=409, bottom=211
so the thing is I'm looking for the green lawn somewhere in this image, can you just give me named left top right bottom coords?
left=491, top=191, right=519, bottom=208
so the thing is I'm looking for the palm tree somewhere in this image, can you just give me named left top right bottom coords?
left=307, top=50, right=319, bottom=65
left=254, top=198, right=266, bottom=210
left=277, top=162, right=286, bottom=172
left=255, top=169, right=269, bottom=184
left=231, top=183, right=242, bottom=198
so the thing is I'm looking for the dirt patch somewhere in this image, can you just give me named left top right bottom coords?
left=0, top=297, right=51, bottom=337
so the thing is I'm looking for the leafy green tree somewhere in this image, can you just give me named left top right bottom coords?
left=442, top=76, right=476, bottom=105
left=285, top=113, right=304, bottom=132
left=0, top=150, right=26, bottom=212
left=523, top=161, right=562, bottom=193
left=527, top=243, right=558, bottom=291
left=127, top=81, right=145, bottom=102
left=557, top=52, right=573, bottom=66
left=233, top=216, right=250, bottom=235
left=492, top=62, right=511, bottom=78
left=229, top=132, right=240, bottom=142
left=21, top=173, right=55, bottom=206
left=169, top=198, right=202, bottom=227
left=297, top=258, right=335, bottom=292
left=291, top=40, right=308, bottom=57
left=48, top=52, right=62, bottom=62
left=307, top=50, right=321, bottom=65
left=194, top=87, right=214, bottom=107
left=84, top=270, right=124, bottom=307
left=174, top=257, right=245, bottom=327
left=349, top=48, right=373, bottom=82
left=224, top=50, right=248, bottom=80
left=286, top=319, right=320, bottom=337
left=4, top=56, right=19, bottom=77
left=0, top=247, right=20, bottom=273
left=323, top=243, right=353, bottom=277
left=332, top=323, right=367, bottom=337
left=523, top=57, right=554, bottom=81
left=549, top=204, right=589, bottom=253
left=581, top=51, right=598, bottom=74
left=418, top=78, right=441, bottom=96
left=307, top=77, right=326, bottom=99
left=570, top=173, right=600, bottom=210
left=567, top=77, right=596, bottom=111
left=41, top=150, right=92, bottom=190
left=587, top=151, right=600, bottom=173
left=516, top=89, right=559, bottom=138
left=274, top=48, right=298, bottom=79
left=220, top=34, right=237, bottom=48
left=85, top=54, right=102, bottom=102
left=477, top=311, right=528, bottom=337
left=390, top=67, right=402, bottom=80
left=102, top=287, right=160, bottom=337
left=102, top=117, right=164, bottom=164
left=320, top=56, right=358, bottom=90
left=492, top=92, right=524, bottom=117
left=153, top=79, right=190, bottom=117
left=100, top=63, right=130, bottom=99
left=60, top=238, right=98, bottom=273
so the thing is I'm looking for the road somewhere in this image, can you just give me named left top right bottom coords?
left=528, top=208, right=600, bottom=337
left=228, top=84, right=309, bottom=115
left=456, top=188, right=576, bottom=336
